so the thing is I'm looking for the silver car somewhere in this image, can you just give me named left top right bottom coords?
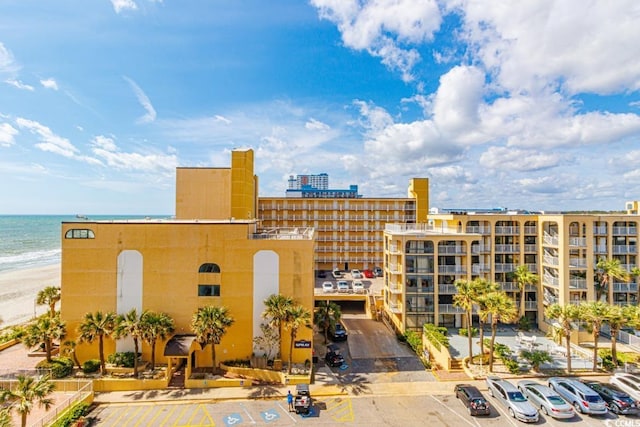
left=486, top=376, right=539, bottom=423
left=610, top=373, right=640, bottom=401
left=517, top=380, right=574, bottom=419
left=548, top=377, right=607, bottom=415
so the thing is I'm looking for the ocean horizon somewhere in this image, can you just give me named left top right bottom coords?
left=0, top=215, right=168, bottom=274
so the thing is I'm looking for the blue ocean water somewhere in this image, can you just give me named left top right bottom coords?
left=0, top=215, right=166, bottom=273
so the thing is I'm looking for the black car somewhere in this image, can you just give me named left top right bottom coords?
left=373, top=266, right=383, bottom=277
left=329, top=322, right=348, bottom=341
left=455, top=384, right=491, bottom=416
left=316, top=270, right=327, bottom=278
left=584, top=381, right=639, bottom=415
left=325, top=350, right=345, bottom=367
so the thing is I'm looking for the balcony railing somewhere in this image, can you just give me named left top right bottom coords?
left=569, top=258, right=587, bottom=268
left=438, top=304, right=466, bottom=314
left=594, top=245, right=607, bottom=254
left=471, top=244, right=491, bottom=254
left=438, top=246, right=466, bottom=254
left=499, top=282, right=536, bottom=292
left=569, top=237, right=587, bottom=247
left=494, top=244, right=519, bottom=253
left=388, top=285, right=403, bottom=294
left=524, top=226, right=537, bottom=234
left=516, top=301, right=538, bottom=310
left=438, top=265, right=467, bottom=274
left=524, top=244, right=537, bottom=253
left=543, top=232, right=558, bottom=246
left=465, top=226, right=491, bottom=234
left=543, top=274, right=559, bottom=287
left=249, top=227, right=314, bottom=240
left=543, top=254, right=559, bottom=266
left=388, top=303, right=403, bottom=314
left=613, top=282, right=639, bottom=293
left=569, top=278, right=587, bottom=290
left=494, top=263, right=517, bottom=273
left=495, top=226, right=520, bottom=235
left=613, top=226, right=638, bottom=235
left=593, top=226, right=607, bottom=235
left=613, top=245, right=637, bottom=254
left=388, top=263, right=402, bottom=274
left=438, top=284, right=458, bottom=294
left=472, top=264, right=491, bottom=274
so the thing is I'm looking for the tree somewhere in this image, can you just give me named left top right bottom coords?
left=253, top=323, right=280, bottom=361
left=36, top=286, right=61, bottom=318
left=520, top=349, right=552, bottom=372
left=453, top=279, right=476, bottom=364
left=480, top=290, right=517, bottom=372
left=140, top=311, right=175, bottom=370
left=595, top=258, right=628, bottom=303
left=262, top=294, right=294, bottom=349
left=61, top=340, right=82, bottom=369
left=22, top=315, right=66, bottom=362
left=473, top=279, right=499, bottom=363
left=113, top=308, right=145, bottom=377
left=191, top=306, right=234, bottom=374
left=0, top=374, right=55, bottom=427
left=313, top=301, right=342, bottom=344
left=631, top=266, right=640, bottom=305
left=77, top=311, right=116, bottom=375
left=0, top=407, right=11, bottom=427
left=544, top=303, right=580, bottom=372
left=579, top=301, right=610, bottom=371
left=513, top=265, right=538, bottom=319
left=283, top=304, right=312, bottom=375
left=606, top=304, right=635, bottom=367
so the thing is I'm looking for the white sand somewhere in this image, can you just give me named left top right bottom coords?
left=0, top=264, right=61, bottom=327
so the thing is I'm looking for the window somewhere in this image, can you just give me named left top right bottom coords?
left=198, top=285, right=220, bottom=297
left=65, top=229, right=95, bottom=239
left=199, top=263, right=221, bottom=273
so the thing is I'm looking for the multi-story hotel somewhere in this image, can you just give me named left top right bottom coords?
left=61, top=149, right=315, bottom=376
left=382, top=209, right=639, bottom=335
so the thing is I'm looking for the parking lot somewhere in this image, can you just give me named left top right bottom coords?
left=90, top=385, right=629, bottom=426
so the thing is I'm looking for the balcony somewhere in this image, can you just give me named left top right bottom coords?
left=594, top=245, right=607, bottom=254
left=524, top=244, right=537, bottom=253
left=465, top=226, right=491, bottom=234
left=495, top=226, right=520, bottom=235
left=613, top=282, right=639, bottom=293
left=524, top=226, right=537, bottom=234
left=249, top=227, right=314, bottom=240
left=569, top=237, right=587, bottom=247
left=472, top=264, right=491, bottom=274
left=593, top=226, right=607, bottom=235
left=438, top=265, right=467, bottom=274
left=569, top=258, right=587, bottom=268
left=438, top=284, right=458, bottom=294
left=438, top=246, right=466, bottom=254
left=500, top=282, right=536, bottom=292
left=494, top=263, right=517, bottom=273
left=543, top=254, right=559, bottom=266
left=543, top=274, right=559, bottom=287
left=613, top=226, right=638, bottom=235
left=388, top=285, right=403, bottom=294
left=517, top=301, right=538, bottom=311
left=438, top=304, right=466, bottom=314
left=388, top=303, right=403, bottom=314
left=569, top=278, right=587, bottom=290
left=494, top=244, right=519, bottom=253
left=543, top=233, right=559, bottom=246
left=613, top=245, right=637, bottom=255
left=388, top=263, right=402, bottom=274
left=471, top=244, right=491, bottom=254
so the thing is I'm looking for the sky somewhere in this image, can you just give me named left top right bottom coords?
left=1, top=0, right=640, bottom=215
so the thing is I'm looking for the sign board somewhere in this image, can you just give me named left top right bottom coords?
left=294, top=340, right=312, bottom=348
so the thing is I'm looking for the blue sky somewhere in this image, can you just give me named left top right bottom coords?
left=2, top=0, right=640, bottom=215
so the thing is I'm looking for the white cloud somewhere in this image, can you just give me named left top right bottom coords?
left=479, top=146, right=563, bottom=172
left=305, top=118, right=330, bottom=131
left=111, top=0, right=138, bottom=13
left=310, top=0, right=442, bottom=81
left=123, top=76, right=157, bottom=124
left=5, top=79, right=33, bottom=91
left=0, top=123, right=19, bottom=147
left=0, top=42, right=18, bottom=74
left=15, top=117, right=79, bottom=158
left=90, top=135, right=177, bottom=173
left=40, top=78, right=59, bottom=90
left=214, top=115, right=231, bottom=124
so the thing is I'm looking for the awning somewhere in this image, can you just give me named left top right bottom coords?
left=163, top=334, right=197, bottom=357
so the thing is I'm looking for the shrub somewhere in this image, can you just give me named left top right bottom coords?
left=50, top=402, right=90, bottom=427
left=504, top=358, right=520, bottom=374
left=82, top=359, right=101, bottom=374
left=458, top=327, right=478, bottom=337
left=36, top=356, right=74, bottom=378
left=403, top=330, right=422, bottom=353
left=107, top=352, right=136, bottom=368
left=520, top=350, right=552, bottom=371
left=423, top=324, right=449, bottom=351
left=598, top=349, right=616, bottom=371
left=518, top=316, right=532, bottom=332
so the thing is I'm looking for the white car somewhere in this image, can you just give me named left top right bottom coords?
left=352, top=280, right=365, bottom=294
left=517, top=380, right=574, bottom=419
left=337, top=280, right=350, bottom=293
left=321, top=281, right=334, bottom=293
left=486, top=376, right=539, bottom=423
left=351, top=269, right=362, bottom=279
left=610, top=373, right=640, bottom=401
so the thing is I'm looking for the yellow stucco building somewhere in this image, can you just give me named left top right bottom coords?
left=61, top=149, right=315, bottom=377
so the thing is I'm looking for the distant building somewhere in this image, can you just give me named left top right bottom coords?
left=287, top=173, right=329, bottom=190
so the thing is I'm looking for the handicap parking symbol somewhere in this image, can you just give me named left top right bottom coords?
left=223, top=413, right=243, bottom=426
left=260, top=409, right=280, bottom=423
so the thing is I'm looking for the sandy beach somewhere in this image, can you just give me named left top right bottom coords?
left=0, top=264, right=61, bottom=327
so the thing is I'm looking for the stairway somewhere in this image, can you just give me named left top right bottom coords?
left=449, top=359, right=464, bottom=371
left=168, top=363, right=185, bottom=388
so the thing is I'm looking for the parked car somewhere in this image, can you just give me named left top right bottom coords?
left=548, top=377, right=608, bottom=415
left=329, top=322, right=348, bottom=341
left=373, top=266, right=383, bottom=277
left=610, top=373, right=640, bottom=401
left=486, top=376, right=539, bottom=423
left=352, top=280, right=365, bottom=294
left=517, top=380, right=574, bottom=419
left=316, top=270, right=327, bottom=278
left=454, top=384, right=490, bottom=416
left=332, top=269, right=343, bottom=279
left=325, top=346, right=345, bottom=367
left=337, top=280, right=349, bottom=293
left=351, top=269, right=362, bottom=279
left=321, top=281, right=334, bottom=293
left=584, top=381, right=639, bottom=415
left=294, top=383, right=312, bottom=415
left=363, top=269, right=375, bottom=278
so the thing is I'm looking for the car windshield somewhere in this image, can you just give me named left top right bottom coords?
left=471, top=398, right=486, bottom=406
left=585, top=395, right=602, bottom=403
left=508, top=392, right=527, bottom=402
left=547, top=396, right=566, bottom=405
left=620, top=396, right=635, bottom=404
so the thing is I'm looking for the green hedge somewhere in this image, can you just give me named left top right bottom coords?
left=50, top=402, right=90, bottom=427
left=82, top=359, right=101, bottom=374
left=107, top=352, right=136, bottom=368
left=36, top=357, right=74, bottom=378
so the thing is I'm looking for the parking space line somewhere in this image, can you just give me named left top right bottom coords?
left=277, top=402, right=298, bottom=422
left=186, top=404, right=216, bottom=426
left=239, top=402, right=257, bottom=424
left=487, top=398, right=519, bottom=427
left=145, top=403, right=169, bottom=426
left=429, top=395, right=479, bottom=427
left=132, top=404, right=154, bottom=427
left=123, top=405, right=145, bottom=427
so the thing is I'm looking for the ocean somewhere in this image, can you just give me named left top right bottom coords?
left=0, top=215, right=167, bottom=273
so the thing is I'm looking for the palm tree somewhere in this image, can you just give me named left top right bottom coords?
left=313, top=301, right=341, bottom=344
left=262, top=294, right=294, bottom=349
left=595, top=258, right=629, bottom=303
left=61, top=340, right=82, bottom=369
left=579, top=301, right=610, bottom=371
left=22, top=315, right=66, bottom=362
left=77, top=311, right=116, bottom=375
left=191, top=306, right=234, bottom=374
left=113, top=308, right=145, bottom=377
left=513, top=265, right=538, bottom=319
left=140, top=311, right=175, bottom=370
left=0, top=374, right=55, bottom=427
left=283, top=304, right=312, bottom=375
left=473, top=278, right=499, bottom=362
left=0, top=407, right=11, bottom=427
left=606, top=304, right=636, bottom=367
left=544, top=303, right=580, bottom=372
left=453, top=279, right=476, bottom=364
left=480, top=290, right=517, bottom=372
left=36, top=286, right=61, bottom=317
left=631, top=266, right=640, bottom=305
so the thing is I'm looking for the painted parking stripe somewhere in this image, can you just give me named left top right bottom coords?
left=429, top=395, right=479, bottom=427
left=132, top=404, right=155, bottom=427
left=276, top=402, right=298, bottom=423
left=486, top=397, right=520, bottom=427
left=186, top=404, right=216, bottom=426
left=323, top=397, right=354, bottom=422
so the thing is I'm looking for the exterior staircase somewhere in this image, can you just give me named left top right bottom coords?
left=449, top=358, right=464, bottom=371
left=168, top=362, right=185, bottom=388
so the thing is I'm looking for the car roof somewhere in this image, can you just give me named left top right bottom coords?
left=553, top=378, right=601, bottom=395
left=521, top=382, right=556, bottom=396
left=456, top=384, right=483, bottom=395
left=488, top=377, right=518, bottom=391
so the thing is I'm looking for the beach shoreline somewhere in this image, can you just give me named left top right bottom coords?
left=0, top=264, right=61, bottom=328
